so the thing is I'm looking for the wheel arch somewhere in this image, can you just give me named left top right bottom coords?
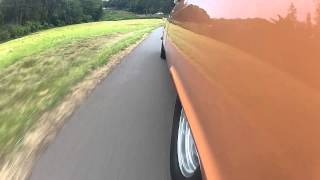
left=169, top=66, right=222, bottom=180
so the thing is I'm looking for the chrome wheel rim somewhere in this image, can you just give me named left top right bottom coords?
left=177, top=109, right=200, bottom=178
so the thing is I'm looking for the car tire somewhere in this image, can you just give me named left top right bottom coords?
left=160, top=42, right=166, bottom=60
left=170, top=98, right=202, bottom=180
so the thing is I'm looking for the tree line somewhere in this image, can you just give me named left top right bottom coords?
left=104, top=0, right=174, bottom=14
left=0, top=0, right=103, bottom=41
left=0, top=0, right=174, bottom=42
left=0, top=0, right=103, bottom=26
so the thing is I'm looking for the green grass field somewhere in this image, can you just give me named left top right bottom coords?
left=102, top=9, right=141, bottom=21
left=0, top=19, right=163, bottom=157
left=101, top=9, right=163, bottom=21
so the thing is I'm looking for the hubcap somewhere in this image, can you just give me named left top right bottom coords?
left=177, top=109, right=200, bottom=178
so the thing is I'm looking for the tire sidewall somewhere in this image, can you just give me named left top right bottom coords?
left=170, top=98, right=202, bottom=180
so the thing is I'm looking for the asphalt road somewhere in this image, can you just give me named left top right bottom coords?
left=30, top=28, right=176, bottom=180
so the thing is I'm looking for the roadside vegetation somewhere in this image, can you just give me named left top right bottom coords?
left=105, top=0, right=173, bottom=14
left=102, top=9, right=141, bottom=21
left=0, top=19, right=163, bottom=158
left=0, top=0, right=173, bottom=43
left=0, top=0, right=103, bottom=42
left=101, top=9, right=162, bottom=21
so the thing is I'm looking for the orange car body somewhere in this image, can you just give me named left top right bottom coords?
left=163, top=0, right=320, bottom=179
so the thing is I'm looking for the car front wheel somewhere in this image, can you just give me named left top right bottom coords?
left=160, top=42, right=166, bottom=60
left=170, top=99, right=202, bottom=180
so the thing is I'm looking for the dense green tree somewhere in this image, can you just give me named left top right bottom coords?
left=105, top=0, right=174, bottom=14
left=0, top=7, right=3, bottom=25
left=0, top=0, right=104, bottom=41
left=65, top=0, right=84, bottom=24
left=80, top=0, right=103, bottom=21
left=0, top=0, right=103, bottom=25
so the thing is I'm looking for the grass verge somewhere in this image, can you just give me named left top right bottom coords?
left=0, top=19, right=163, bottom=158
left=0, top=19, right=162, bottom=70
left=101, top=9, right=163, bottom=21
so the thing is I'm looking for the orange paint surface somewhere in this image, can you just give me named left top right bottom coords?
left=165, top=0, right=320, bottom=179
